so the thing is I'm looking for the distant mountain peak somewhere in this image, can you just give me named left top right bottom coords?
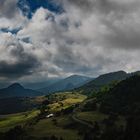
left=0, top=83, right=43, bottom=99
left=66, top=74, right=90, bottom=79
left=7, top=83, right=24, bottom=89
left=39, top=74, right=92, bottom=93
left=69, top=74, right=83, bottom=77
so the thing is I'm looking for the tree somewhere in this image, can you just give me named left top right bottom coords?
left=50, top=135, right=58, bottom=140
left=52, top=119, right=58, bottom=125
left=40, top=105, right=46, bottom=114
left=42, top=99, right=50, bottom=105
left=4, top=125, right=25, bottom=140
left=59, top=137, right=64, bottom=140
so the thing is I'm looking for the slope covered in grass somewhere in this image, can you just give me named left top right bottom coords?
left=0, top=110, right=39, bottom=132
left=29, top=115, right=81, bottom=140
left=48, top=92, right=87, bottom=112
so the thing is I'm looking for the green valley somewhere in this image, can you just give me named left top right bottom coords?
left=0, top=72, right=140, bottom=140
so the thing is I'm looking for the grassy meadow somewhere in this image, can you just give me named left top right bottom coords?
left=0, top=110, right=39, bottom=132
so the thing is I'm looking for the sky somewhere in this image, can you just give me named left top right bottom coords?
left=0, top=0, right=140, bottom=84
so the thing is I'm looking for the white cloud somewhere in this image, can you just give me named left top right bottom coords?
left=0, top=0, right=140, bottom=82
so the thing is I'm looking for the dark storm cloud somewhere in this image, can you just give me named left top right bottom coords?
left=52, top=45, right=82, bottom=72
left=0, top=0, right=18, bottom=18
left=66, top=0, right=113, bottom=13
left=103, top=22, right=140, bottom=49
left=51, top=45, right=112, bottom=75
left=0, top=44, right=40, bottom=78
left=66, top=0, right=94, bottom=10
left=67, top=0, right=140, bottom=49
left=1, top=0, right=140, bottom=81
left=67, top=0, right=140, bottom=12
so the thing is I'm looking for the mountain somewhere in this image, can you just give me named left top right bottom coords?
left=78, top=71, right=129, bottom=94
left=77, top=74, right=140, bottom=140
left=100, top=75, right=140, bottom=114
left=0, top=97, right=36, bottom=114
left=23, top=78, right=61, bottom=90
left=0, top=83, right=43, bottom=99
left=39, top=75, right=92, bottom=94
left=90, top=70, right=128, bottom=85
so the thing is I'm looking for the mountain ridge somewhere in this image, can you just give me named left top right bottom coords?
left=39, top=75, right=92, bottom=94
left=100, top=74, right=140, bottom=114
left=0, top=83, right=43, bottom=99
left=77, top=70, right=140, bottom=94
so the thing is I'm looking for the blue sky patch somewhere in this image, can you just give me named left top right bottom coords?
left=18, top=0, right=64, bottom=18
left=0, top=27, right=21, bottom=34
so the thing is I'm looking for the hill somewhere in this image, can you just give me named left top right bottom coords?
left=100, top=75, right=140, bottom=114
left=78, top=71, right=129, bottom=94
left=0, top=83, right=43, bottom=99
left=0, top=95, right=46, bottom=114
left=39, top=75, right=92, bottom=94
left=0, top=97, right=37, bottom=114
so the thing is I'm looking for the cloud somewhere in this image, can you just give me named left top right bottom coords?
left=0, top=32, right=40, bottom=79
left=0, top=0, right=18, bottom=18
left=0, top=0, right=140, bottom=82
left=0, top=0, right=27, bottom=30
left=17, top=1, right=140, bottom=78
left=64, top=0, right=140, bottom=49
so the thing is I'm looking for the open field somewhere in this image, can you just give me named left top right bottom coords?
left=48, top=92, right=87, bottom=112
left=0, top=110, right=39, bottom=132
left=29, top=115, right=81, bottom=140
left=77, top=111, right=108, bottom=124
left=0, top=92, right=86, bottom=139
